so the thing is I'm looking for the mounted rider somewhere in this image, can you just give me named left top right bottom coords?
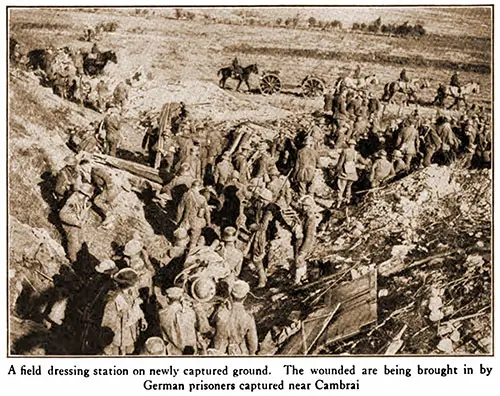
left=450, top=71, right=461, bottom=94
left=232, top=57, right=243, bottom=78
left=399, top=68, right=409, bottom=83
left=399, top=68, right=409, bottom=91
left=450, top=71, right=460, bottom=88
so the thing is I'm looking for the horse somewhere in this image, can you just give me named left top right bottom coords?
left=27, top=48, right=48, bottom=71
left=83, top=50, right=117, bottom=77
left=382, top=78, right=429, bottom=105
left=218, top=63, right=259, bottom=92
left=439, top=82, right=480, bottom=110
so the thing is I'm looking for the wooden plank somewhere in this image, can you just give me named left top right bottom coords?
left=92, top=153, right=163, bottom=184
left=155, top=103, right=171, bottom=169
left=280, top=270, right=377, bottom=355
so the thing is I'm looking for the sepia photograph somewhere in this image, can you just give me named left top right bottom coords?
left=7, top=5, right=492, bottom=356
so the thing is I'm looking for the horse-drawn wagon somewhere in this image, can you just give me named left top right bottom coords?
left=259, top=71, right=326, bottom=97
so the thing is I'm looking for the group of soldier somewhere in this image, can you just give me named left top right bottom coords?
left=51, top=84, right=490, bottom=356
left=22, top=44, right=482, bottom=356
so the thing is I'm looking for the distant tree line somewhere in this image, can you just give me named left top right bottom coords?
left=168, top=9, right=343, bottom=31
left=352, top=17, right=426, bottom=37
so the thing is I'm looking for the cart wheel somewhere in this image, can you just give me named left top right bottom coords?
left=302, top=77, right=325, bottom=97
left=260, top=73, right=282, bottom=95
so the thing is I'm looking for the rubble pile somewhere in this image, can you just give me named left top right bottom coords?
left=309, top=165, right=491, bottom=355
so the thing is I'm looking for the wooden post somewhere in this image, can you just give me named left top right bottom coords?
left=154, top=103, right=172, bottom=169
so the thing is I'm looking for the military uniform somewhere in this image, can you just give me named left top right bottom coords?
left=103, top=107, right=122, bottom=156
left=450, top=72, right=460, bottom=88
left=332, top=91, right=349, bottom=129
left=392, top=151, right=407, bottom=174
left=219, top=227, right=244, bottom=278
left=96, top=80, right=108, bottom=112
left=294, top=199, right=317, bottom=285
left=176, top=184, right=211, bottom=253
left=91, top=167, right=120, bottom=228
left=213, top=281, right=258, bottom=355
left=101, top=268, right=146, bottom=356
left=396, top=123, right=420, bottom=167
left=399, top=69, right=409, bottom=83
left=421, top=123, right=441, bottom=167
left=214, top=155, right=234, bottom=187
left=369, top=152, right=395, bottom=188
left=113, top=81, right=130, bottom=112
left=59, top=184, right=93, bottom=262
left=233, top=150, right=250, bottom=185
left=71, top=50, right=84, bottom=76
left=158, top=288, right=198, bottom=355
left=294, top=142, right=317, bottom=195
left=336, top=141, right=359, bottom=206
left=437, top=119, right=461, bottom=164
left=55, top=160, right=81, bottom=202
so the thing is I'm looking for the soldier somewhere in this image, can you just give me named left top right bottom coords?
left=96, top=79, right=108, bottom=113
left=178, top=145, right=202, bottom=180
left=437, top=115, right=461, bottom=164
left=392, top=150, right=407, bottom=174
left=353, top=64, right=362, bottom=79
left=101, top=268, right=147, bottom=355
left=249, top=189, right=274, bottom=288
left=54, top=155, right=82, bottom=203
left=91, top=166, right=120, bottom=229
left=399, top=68, right=409, bottom=83
left=103, top=104, right=122, bottom=157
left=396, top=119, right=420, bottom=167
left=214, top=152, right=234, bottom=188
left=123, top=238, right=154, bottom=297
left=368, top=91, right=382, bottom=117
left=160, top=163, right=194, bottom=200
left=213, top=280, right=258, bottom=355
left=233, top=143, right=251, bottom=185
left=71, top=48, right=84, bottom=76
left=158, top=287, right=198, bottom=355
left=173, top=127, right=194, bottom=171
left=176, top=180, right=212, bottom=254
left=253, top=142, right=273, bottom=182
left=450, top=71, right=461, bottom=88
left=232, top=56, right=243, bottom=78
left=323, top=89, right=334, bottom=115
left=351, top=115, right=369, bottom=141
left=58, top=183, right=94, bottom=262
left=347, top=92, right=363, bottom=116
left=201, top=127, right=224, bottom=183
left=332, top=88, right=349, bottom=131
left=294, top=137, right=317, bottom=195
left=293, top=195, right=317, bottom=285
left=334, top=121, right=352, bottom=149
left=420, top=118, right=441, bottom=167
left=218, top=226, right=244, bottom=282
left=336, top=139, right=361, bottom=207
left=218, top=171, right=247, bottom=230
left=169, top=227, right=190, bottom=260
left=113, top=79, right=131, bottom=114
left=369, top=150, right=395, bottom=188
left=433, top=83, right=447, bottom=107
left=267, top=167, right=292, bottom=207
left=90, top=42, right=100, bottom=56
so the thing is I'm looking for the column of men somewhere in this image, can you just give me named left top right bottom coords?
left=52, top=92, right=489, bottom=355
